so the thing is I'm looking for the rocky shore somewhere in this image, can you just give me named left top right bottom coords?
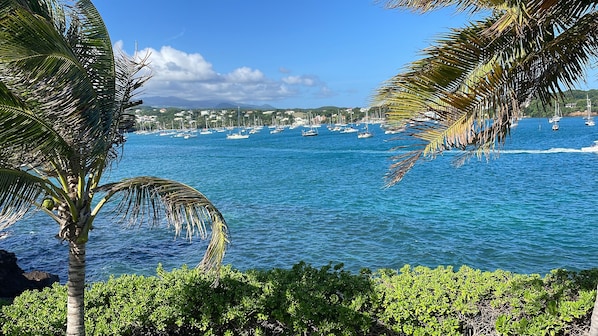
left=0, top=250, right=59, bottom=300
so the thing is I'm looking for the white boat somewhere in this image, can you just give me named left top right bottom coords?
left=549, top=100, right=562, bottom=123
left=551, top=122, right=559, bottom=131
left=550, top=102, right=560, bottom=130
left=226, top=107, right=250, bottom=139
left=226, top=132, right=249, bottom=140
left=340, top=126, right=358, bottom=133
left=358, top=128, right=373, bottom=138
left=270, top=126, right=284, bottom=134
left=581, top=140, right=598, bottom=152
left=302, top=128, right=318, bottom=137
left=200, top=116, right=213, bottom=134
left=584, top=95, right=594, bottom=126
left=358, top=109, right=374, bottom=138
left=302, top=112, right=319, bottom=136
left=357, top=131, right=373, bottom=138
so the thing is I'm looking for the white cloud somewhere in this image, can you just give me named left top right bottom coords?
left=282, top=75, right=319, bottom=86
left=115, top=42, right=332, bottom=104
left=225, top=67, right=265, bottom=83
left=143, top=45, right=217, bottom=82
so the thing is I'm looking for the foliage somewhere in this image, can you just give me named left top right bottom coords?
left=375, top=265, right=595, bottom=336
left=376, top=1, right=598, bottom=185
left=523, top=89, right=598, bottom=118
left=0, top=263, right=595, bottom=335
left=0, top=283, right=67, bottom=336
left=0, top=1, right=229, bottom=333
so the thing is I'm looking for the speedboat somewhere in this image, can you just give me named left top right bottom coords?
left=581, top=140, right=598, bottom=152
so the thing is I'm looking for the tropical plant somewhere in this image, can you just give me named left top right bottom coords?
left=375, top=0, right=598, bottom=334
left=0, top=1, right=229, bottom=335
left=376, top=0, right=598, bottom=185
left=2, top=263, right=596, bottom=335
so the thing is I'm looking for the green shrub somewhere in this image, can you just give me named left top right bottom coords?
left=249, top=262, right=376, bottom=335
left=1, top=283, right=67, bottom=336
left=373, top=265, right=595, bottom=336
left=0, top=263, right=596, bottom=335
left=492, top=269, right=596, bottom=335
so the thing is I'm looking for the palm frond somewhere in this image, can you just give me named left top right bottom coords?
left=93, top=177, right=229, bottom=271
left=0, top=82, right=74, bottom=170
left=377, top=18, right=530, bottom=183
left=379, top=0, right=502, bottom=14
left=0, top=1, right=116, bottom=170
left=0, top=168, right=56, bottom=229
left=109, top=48, right=151, bottom=149
left=71, top=0, right=116, bottom=144
left=377, top=0, right=598, bottom=185
left=114, top=49, right=152, bottom=110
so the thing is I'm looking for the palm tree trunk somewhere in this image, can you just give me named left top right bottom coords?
left=66, top=241, right=86, bottom=336
left=589, top=287, right=598, bottom=336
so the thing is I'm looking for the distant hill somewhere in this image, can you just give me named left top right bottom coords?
left=140, top=96, right=277, bottom=110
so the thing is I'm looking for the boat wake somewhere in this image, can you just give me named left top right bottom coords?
left=503, top=147, right=596, bottom=154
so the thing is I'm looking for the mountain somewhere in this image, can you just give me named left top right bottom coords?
left=140, top=96, right=277, bottom=110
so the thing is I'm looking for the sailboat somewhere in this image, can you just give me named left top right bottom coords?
left=339, top=108, right=358, bottom=133
left=200, top=116, right=213, bottom=134
left=358, top=109, right=373, bottom=138
left=550, top=101, right=561, bottom=131
left=302, top=112, right=318, bottom=136
left=584, top=95, right=595, bottom=126
left=226, top=107, right=249, bottom=139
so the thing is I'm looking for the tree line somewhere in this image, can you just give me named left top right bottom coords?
left=523, top=89, right=598, bottom=118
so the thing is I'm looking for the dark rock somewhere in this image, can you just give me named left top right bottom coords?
left=24, top=270, right=60, bottom=289
left=0, top=250, right=59, bottom=300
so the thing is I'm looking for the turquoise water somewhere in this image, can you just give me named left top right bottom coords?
left=2, top=117, right=598, bottom=282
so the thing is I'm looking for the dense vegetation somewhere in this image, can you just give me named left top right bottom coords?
left=523, top=90, right=598, bottom=118
left=1, top=262, right=596, bottom=335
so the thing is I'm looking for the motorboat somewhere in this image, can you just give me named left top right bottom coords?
left=581, top=140, right=598, bottom=152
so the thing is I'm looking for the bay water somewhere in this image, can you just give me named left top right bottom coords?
left=2, top=117, right=598, bottom=283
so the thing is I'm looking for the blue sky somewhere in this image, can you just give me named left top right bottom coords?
left=94, top=1, right=597, bottom=109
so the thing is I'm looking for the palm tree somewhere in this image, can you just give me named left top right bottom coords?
left=376, top=0, right=598, bottom=333
left=0, top=1, right=229, bottom=335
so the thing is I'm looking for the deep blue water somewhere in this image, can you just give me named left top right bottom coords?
left=2, top=117, right=598, bottom=283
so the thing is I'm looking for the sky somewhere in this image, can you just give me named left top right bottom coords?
left=93, top=1, right=598, bottom=109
